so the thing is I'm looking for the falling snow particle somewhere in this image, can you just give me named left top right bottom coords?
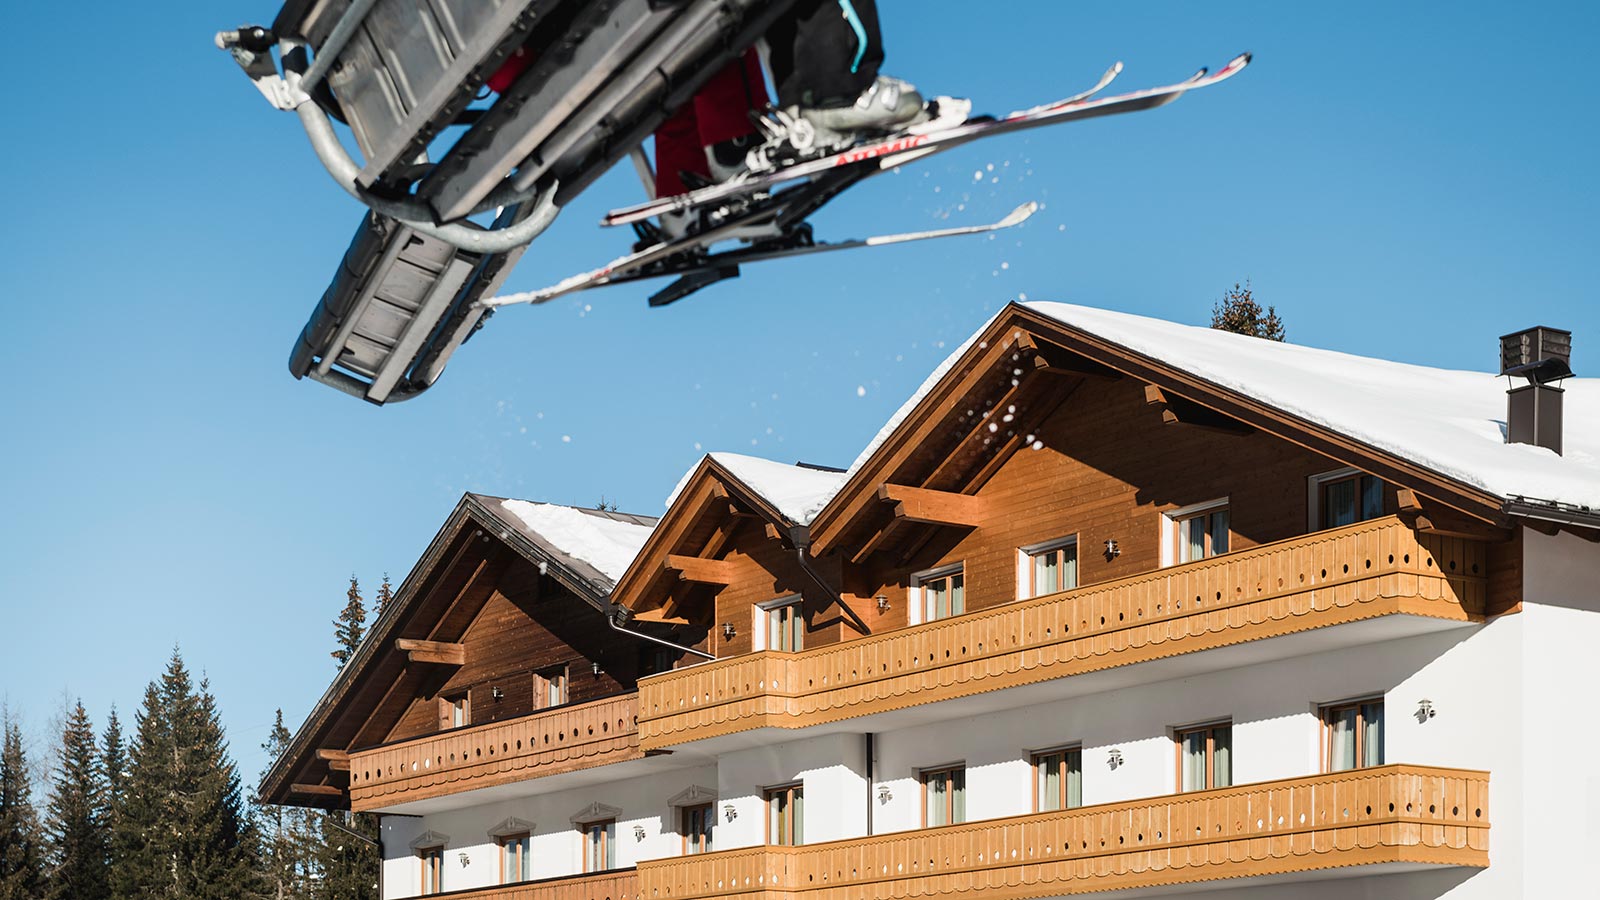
left=1031, top=440, right=1045, bottom=451
left=1001, top=262, right=1009, bottom=270
left=1018, top=292, right=1028, bottom=301
left=856, top=385, right=867, bottom=397
left=972, top=170, right=983, bottom=181
left=561, top=435, right=571, bottom=443
left=693, top=442, right=703, bottom=451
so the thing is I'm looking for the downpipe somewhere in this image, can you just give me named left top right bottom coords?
left=606, top=604, right=716, bottom=661
left=790, top=527, right=869, bottom=634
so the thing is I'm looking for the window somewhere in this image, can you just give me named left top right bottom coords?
left=1323, top=699, right=1383, bottom=772
left=914, top=565, right=965, bottom=622
left=1176, top=722, right=1232, bottom=792
left=1166, top=501, right=1230, bottom=565
left=1033, top=747, right=1082, bottom=811
left=639, top=646, right=675, bottom=677
left=498, top=833, right=530, bottom=884
left=533, top=665, right=568, bottom=709
left=766, top=783, right=804, bottom=846
left=763, top=597, right=803, bottom=652
left=419, top=845, right=444, bottom=895
left=1023, top=538, right=1078, bottom=598
left=1311, top=469, right=1385, bottom=531
left=582, top=819, right=616, bottom=872
left=922, top=765, right=966, bottom=827
left=439, top=692, right=469, bottom=729
left=681, top=803, right=714, bottom=855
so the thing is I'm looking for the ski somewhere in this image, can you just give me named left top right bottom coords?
left=604, top=53, right=1249, bottom=228
left=479, top=202, right=1038, bottom=309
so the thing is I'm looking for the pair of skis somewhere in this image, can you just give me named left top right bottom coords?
left=480, top=52, right=1250, bottom=309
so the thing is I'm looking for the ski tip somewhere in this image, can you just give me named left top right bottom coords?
left=1000, top=202, right=1039, bottom=228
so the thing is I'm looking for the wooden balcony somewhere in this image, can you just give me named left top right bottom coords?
left=420, top=869, right=637, bottom=900
left=348, top=695, right=641, bottom=812
left=637, top=765, right=1489, bottom=900
left=639, top=516, right=1486, bottom=749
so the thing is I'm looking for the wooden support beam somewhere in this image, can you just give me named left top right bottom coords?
left=664, top=554, right=736, bottom=585
left=395, top=638, right=466, bottom=666
left=1396, top=488, right=1436, bottom=532
left=1023, top=335, right=1121, bottom=380
left=631, top=607, right=694, bottom=625
left=850, top=515, right=911, bottom=565
left=1143, top=385, right=1254, bottom=436
left=316, top=750, right=350, bottom=772
left=290, top=783, right=344, bottom=798
left=727, top=503, right=762, bottom=519
left=877, top=484, right=989, bottom=527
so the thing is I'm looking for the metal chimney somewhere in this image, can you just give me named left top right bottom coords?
left=1499, top=326, right=1572, bottom=455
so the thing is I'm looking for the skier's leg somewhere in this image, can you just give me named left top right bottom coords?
left=768, top=0, right=922, bottom=146
left=691, top=49, right=770, bottom=181
left=653, top=104, right=708, bottom=198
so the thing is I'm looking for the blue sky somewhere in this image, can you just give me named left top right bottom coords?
left=2, top=1, right=1594, bottom=785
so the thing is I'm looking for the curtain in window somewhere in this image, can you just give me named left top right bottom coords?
left=1181, top=731, right=1207, bottom=791
left=949, top=574, right=964, bottom=616
left=1361, top=476, right=1384, bottom=520
left=928, top=772, right=948, bottom=826
left=1212, top=725, right=1231, bottom=787
left=1037, top=754, right=1060, bottom=811
left=1061, top=545, right=1077, bottom=591
left=1328, top=707, right=1358, bottom=771
left=1362, top=702, right=1384, bottom=766
left=1325, top=479, right=1357, bottom=528
left=1065, top=749, right=1082, bottom=808
left=1185, top=517, right=1206, bottom=563
left=1034, top=552, right=1058, bottom=595
left=1210, top=511, right=1229, bottom=554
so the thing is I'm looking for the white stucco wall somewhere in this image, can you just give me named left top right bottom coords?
left=715, top=731, right=867, bottom=848
left=378, top=765, right=716, bottom=899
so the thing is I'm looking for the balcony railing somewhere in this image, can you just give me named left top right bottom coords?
left=638, top=765, right=1489, bottom=899
left=639, top=516, right=1486, bottom=748
left=419, top=869, right=637, bottom=900
left=349, top=695, right=641, bottom=811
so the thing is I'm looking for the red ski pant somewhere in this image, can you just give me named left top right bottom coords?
left=653, top=50, right=769, bottom=197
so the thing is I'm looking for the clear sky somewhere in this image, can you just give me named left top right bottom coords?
left=1, top=1, right=1594, bottom=786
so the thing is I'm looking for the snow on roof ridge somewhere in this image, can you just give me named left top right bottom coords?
left=1020, top=301, right=1600, bottom=509
left=498, top=499, right=655, bottom=584
left=664, top=452, right=849, bottom=526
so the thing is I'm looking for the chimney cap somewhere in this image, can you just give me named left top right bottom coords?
left=1499, top=326, right=1572, bottom=384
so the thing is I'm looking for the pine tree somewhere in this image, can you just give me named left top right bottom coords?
left=373, top=574, right=395, bottom=619
left=332, top=576, right=367, bottom=668
left=0, top=710, right=44, bottom=900
left=314, top=811, right=378, bottom=900
left=112, top=650, right=261, bottom=900
left=44, top=700, right=110, bottom=900
left=1210, top=281, right=1286, bottom=341
left=256, top=711, right=317, bottom=900
left=100, top=708, right=125, bottom=827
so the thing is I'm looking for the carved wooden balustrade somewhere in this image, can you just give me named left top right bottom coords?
left=638, top=765, right=1489, bottom=900
left=639, top=516, right=1487, bottom=748
left=421, top=869, right=638, bottom=900
left=349, top=694, right=641, bottom=811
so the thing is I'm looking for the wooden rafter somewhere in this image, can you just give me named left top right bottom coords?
left=291, top=783, right=344, bottom=798
left=395, top=638, right=466, bottom=666
left=1143, top=385, right=1254, bottom=436
left=316, top=749, right=351, bottom=772
left=878, top=484, right=989, bottom=527
left=850, top=516, right=911, bottom=565
left=664, top=554, right=736, bottom=585
left=631, top=607, right=694, bottom=625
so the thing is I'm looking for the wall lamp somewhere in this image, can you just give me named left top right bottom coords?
left=876, top=785, right=893, bottom=804
left=592, top=661, right=602, bottom=677
left=1416, top=699, right=1437, bottom=722
left=1103, top=539, right=1121, bottom=561
left=723, top=804, right=738, bottom=822
left=875, top=595, right=891, bottom=613
left=490, top=686, right=504, bottom=701
left=457, top=852, right=470, bottom=867
left=1107, top=748, right=1124, bottom=770
left=722, top=623, right=737, bottom=640
left=633, top=825, right=646, bottom=842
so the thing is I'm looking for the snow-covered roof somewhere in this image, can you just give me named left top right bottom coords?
left=666, top=452, right=848, bottom=526
left=491, top=499, right=656, bottom=587
left=1025, top=302, right=1600, bottom=509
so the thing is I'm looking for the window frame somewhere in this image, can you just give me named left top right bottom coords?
left=680, top=802, right=714, bottom=855
left=1030, top=744, right=1083, bottom=812
left=764, top=782, right=805, bottom=846
left=417, top=844, right=444, bottom=896
left=1019, top=536, right=1079, bottom=599
left=439, top=692, right=470, bottom=730
left=1161, top=499, right=1231, bottom=567
left=1174, top=719, right=1233, bottom=792
left=533, top=665, right=569, bottom=710
left=920, top=763, right=966, bottom=827
left=1320, top=696, right=1385, bottom=772
left=1307, top=468, right=1385, bottom=532
left=756, top=596, right=804, bottom=652
left=911, top=563, right=966, bottom=624
left=496, top=832, right=530, bottom=885
left=580, top=819, right=616, bottom=873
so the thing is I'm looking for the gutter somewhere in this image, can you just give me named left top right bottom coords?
left=1503, top=495, right=1600, bottom=531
